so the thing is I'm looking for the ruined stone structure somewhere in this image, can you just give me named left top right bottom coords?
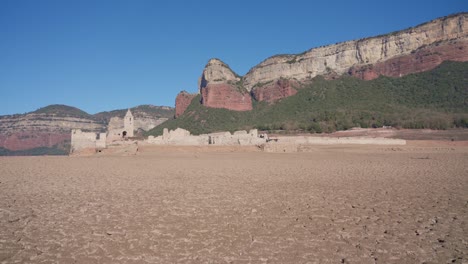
left=144, top=127, right=406, bottom=151
left=146, top=128, right=265, bottom=146
left=107, top=109, right=136, bottom=143
left=72, top=124, right=407, bottom=155
left=70, top=129, right=106, bottom=154
left=262, top=136, right=406, bottom=153
left=123, top=109, right=134, bottom=137
left=71, top=109, right=137, bottom=154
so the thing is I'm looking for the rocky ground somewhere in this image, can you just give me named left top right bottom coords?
left=0, top=143, right=467, bottom=263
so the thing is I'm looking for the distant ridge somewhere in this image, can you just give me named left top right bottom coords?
left=0, top=104, right=174, bottom=156
left=30, top=104, right=91, bottom=118
left=151, top=61, right=468, bottom=136
left=174, top=13, right=468, bottom=114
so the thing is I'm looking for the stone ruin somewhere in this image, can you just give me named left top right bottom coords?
left=106, top=109, right=135, bottom=143
left=70, top=109, right=136, bottom=155
left=70, top=129, right=107, bottom=154
left=70, top=108, right=406, bottom=155
left=146, top=128, right=265, bottom=146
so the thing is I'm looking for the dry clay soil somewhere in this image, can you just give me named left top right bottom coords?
left=0, top=144, right=467, bottom=263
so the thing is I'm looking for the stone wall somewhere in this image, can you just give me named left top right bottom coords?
left=145, top=128, right=407, bottom=149
left=70, top=129, right=107, bottom=154
left=146, top=128, right=265, bottom=146
left=263, top=136, right=406, bottom=152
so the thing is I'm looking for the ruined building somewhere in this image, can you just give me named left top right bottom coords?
left=106, top=109, right=135, bottom=143
left=70, top=109, right=136, bottom=154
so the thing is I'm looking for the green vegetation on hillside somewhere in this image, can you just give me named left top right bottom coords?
left=28, top=104, right=174, bottom=124
left=147, top=61, right=468, bottom=136
left=93, top=105, right=174, bottom=124
left=31, top=104, right=91, bottom=118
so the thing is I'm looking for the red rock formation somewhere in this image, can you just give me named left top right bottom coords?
left=177, top=15, right=468, bottom=111
left=198, top=58, right=253, bottom=111
left=349, top=40, right=468, bottom=80
left=251, top=79, right=299, bottom=103
left=0, top=132, right=70, bottom=151
left=175, top=91, right=197, bottom=118
left=200, top=83, right=252, bottom=111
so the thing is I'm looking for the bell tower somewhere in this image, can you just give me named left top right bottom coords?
left=123, top=109, right=134, bottom=137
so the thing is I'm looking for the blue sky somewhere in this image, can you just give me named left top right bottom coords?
left=0, top=0, right=466, bottom=115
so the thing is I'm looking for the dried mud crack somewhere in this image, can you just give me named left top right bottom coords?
left=0, top=145, right=467, bottom=263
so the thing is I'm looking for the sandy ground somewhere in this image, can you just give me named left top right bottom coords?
left=0, top=144, right=467, bottom=263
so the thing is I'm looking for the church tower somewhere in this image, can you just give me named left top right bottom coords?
left=123, top=109, right=134, bottom=137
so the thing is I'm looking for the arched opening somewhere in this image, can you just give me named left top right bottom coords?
left=122, top=131, right=127, bottom=138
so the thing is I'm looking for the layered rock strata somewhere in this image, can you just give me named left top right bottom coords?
left=199, top=59, right=252, bottom=111
left=175, top=91, right=197, bottom=117
left=251, top=79, right=299, bottom=103
left=175, top=13, right=467, bottom=115
left=243, top=13, right=467, bottom=90
left=0, top=114, right=104, bottom=151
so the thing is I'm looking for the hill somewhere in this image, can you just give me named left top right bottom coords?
left=0, top=104, right=174, bottom=156
left=147, top=61, right=468, bottom=136
left=175, top=13, right=467, bottom=114
left=93, top=105, right=174, bottom=124
left=30, top=104, right=93, bottom=118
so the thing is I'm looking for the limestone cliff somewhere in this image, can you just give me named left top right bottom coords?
left=243, top=13, right=467, bottom=92
left=199, top=59, right=252, bottom=111
left=173, top=13, right=467, bottom=114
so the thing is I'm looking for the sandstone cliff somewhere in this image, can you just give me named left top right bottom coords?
left=243, top=13, right=467, bottom=91
left=251, top=79, right=300, bottom=102
left=175, top=91, right=197, bottom=118
left=0, top=112, right=105, bottom=152
left=175, top=13, right=467, bottom=115
left=199, top=59, right=253, bottom=111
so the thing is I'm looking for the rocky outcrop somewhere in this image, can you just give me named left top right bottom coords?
left=251, top=79, right=299, bottom=103
left=0, top=113, right=105, bottom=153
left=175, top=91, right=197, bottom=117
left=243, top=13, right=467, bottom=91
left=175, top=13, right=467, bottom=111
left=0, top=132, right=70, bottom=151
left=199, top=59, right=252, bottom=111
left=200, top=83, right=252, bottom=111
left=0, top=104, right=173, bottom=155
left=348, top=39, right=467, bottom=79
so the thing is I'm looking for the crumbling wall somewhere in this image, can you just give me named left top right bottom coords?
left=146, top=128, right=265, bottom=146
left=274, top=136, right=406, bottom=145
left=70, top=129, right=107, bottom=154
left=262, top=136, right=406, bottom=152
left=147, top=128, right=209, bottom=145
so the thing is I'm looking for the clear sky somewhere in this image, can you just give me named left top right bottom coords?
left=0, top=0, right=466, bottom=115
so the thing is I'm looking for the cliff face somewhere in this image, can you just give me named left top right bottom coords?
left=175, top=91, right=197, bottom=118
left=0, top=105, right=174, bottom=154
left=199, top=59, right=252, bottom=111
left=0, top=114, right=105, bottom=151
left=251, top=79, right=299, bottom=103
left=0, top=132, right=71, bottom=152
left=172, top=13, right=467, bottom=115
left=243, top=13, right=467, bottom=91
left=348, top=39, right=467, bottom=80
